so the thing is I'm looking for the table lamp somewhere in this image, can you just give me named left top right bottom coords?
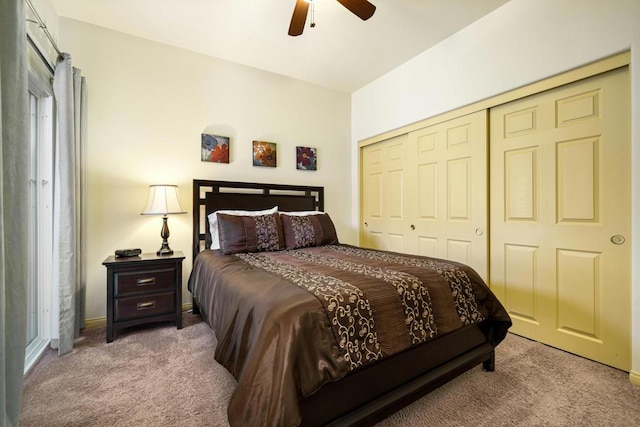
left=141, top=184, right=186, bottom=255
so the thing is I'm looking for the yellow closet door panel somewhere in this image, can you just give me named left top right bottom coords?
left=409, top=110, right=488, bottom=280
left=361, top=110, right=488, bottom=280
left=361, top=134, right=413, bottom=253
left=490, top=67, right=630, bottom=370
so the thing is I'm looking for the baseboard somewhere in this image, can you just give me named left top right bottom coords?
left=83, top=303, right=194, bottom=330
left=84, top=316, right=107, bottom=329
left=630, top=370, right=640, bottom=386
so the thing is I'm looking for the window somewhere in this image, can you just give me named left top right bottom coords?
left=25, top=71, right=54, bottom=374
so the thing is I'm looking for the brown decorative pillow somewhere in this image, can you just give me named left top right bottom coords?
left=280, top=212, right=339, bottom=250
left=217, top=212, right=285, bottom=254
left=207, top=206, right=278, bottom=250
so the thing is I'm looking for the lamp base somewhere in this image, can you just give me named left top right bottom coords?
left=157, top=215, right=173, bottom=256
left=157, top=246, right=174, bottom=256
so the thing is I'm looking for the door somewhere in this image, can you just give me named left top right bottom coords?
left=361, top=134, right=412, bottom=253
left=490, top=67, right=630, bottom=370
left=25, top=73, right=54, bottom=373
left=360, top=110, right=488, bottom=280
left=408, top=110, right=488, bottom=279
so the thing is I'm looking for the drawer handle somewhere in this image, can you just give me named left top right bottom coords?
left=137, top=301, right=156, bottom=310
left=137, top=277, right=156, bottom=286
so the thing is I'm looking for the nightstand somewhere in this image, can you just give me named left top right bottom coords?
left=102, top=251, right=185, bottom=343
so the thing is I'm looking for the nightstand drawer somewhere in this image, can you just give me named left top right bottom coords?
left=114, top=292, right=176, bottom=321
left=115, top=268, right=175, bottom=296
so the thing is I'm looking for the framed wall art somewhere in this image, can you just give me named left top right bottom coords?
left=253, top=140, right=277, bottom=167
left=296, top=146, right=317, bottom=171
left=201, top=134, right=230, bottom=163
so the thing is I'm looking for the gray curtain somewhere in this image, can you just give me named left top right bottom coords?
left=52, top=54, right=87, bottom=356
left=0, top=0, right=29, bottom=425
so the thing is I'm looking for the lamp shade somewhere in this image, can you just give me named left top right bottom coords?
left=141, top=185, right=186, bottom=215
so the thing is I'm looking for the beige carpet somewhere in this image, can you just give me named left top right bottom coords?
left=20, top=312, right=640, bottom=426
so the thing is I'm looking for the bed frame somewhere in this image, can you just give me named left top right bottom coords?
left=191, top=179, right=496, bottom=426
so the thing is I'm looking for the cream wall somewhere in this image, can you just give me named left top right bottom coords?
left=57, top=18, right=353, bottom=321
left=351, top=0, right=640, bottom=380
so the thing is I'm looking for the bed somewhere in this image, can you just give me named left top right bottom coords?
left=188, top=179, right=511, bottom=427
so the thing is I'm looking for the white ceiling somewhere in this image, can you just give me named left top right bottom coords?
left=50, top=0, right=510, bottom=93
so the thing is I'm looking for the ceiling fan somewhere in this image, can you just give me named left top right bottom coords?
left=288, top=0, right=376, bottom=36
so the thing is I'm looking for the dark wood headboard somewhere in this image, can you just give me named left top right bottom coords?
left=192, top=180, right=324, bottom=261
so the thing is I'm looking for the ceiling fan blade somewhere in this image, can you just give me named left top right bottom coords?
left=288, top=0, right=310, bottom=36
left=336, top=0, right=376, bottom=20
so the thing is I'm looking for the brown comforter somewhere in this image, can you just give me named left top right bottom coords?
left=188, top=244, right=510, bottom=427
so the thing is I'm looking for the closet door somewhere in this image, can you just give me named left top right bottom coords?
left=407, top=110, right=488, bottom=279
left=361, top=134, right=413, bottom=253
left=360, top=110, right=488, bottom=279
left=490, top=67, right=630, bottom=370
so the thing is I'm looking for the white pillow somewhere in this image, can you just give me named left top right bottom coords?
left=208, top=206, right=278, bottom=249
left=282, top=210, right=323, bottom=216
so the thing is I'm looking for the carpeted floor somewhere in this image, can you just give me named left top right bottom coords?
left=20, top=312, right=640, bottom=426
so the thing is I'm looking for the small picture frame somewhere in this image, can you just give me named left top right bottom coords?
left=296, top=146, right=317, bottom=170
left=253, top=141, right=277, bottom=167
left=201, top=134, right=230, bottom=163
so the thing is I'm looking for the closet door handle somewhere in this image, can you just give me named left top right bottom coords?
left=364, top=222, right=368, bottom=228
left=410, top=224, right=415, bottom=230
left=610, top=234, right=625, bottom=245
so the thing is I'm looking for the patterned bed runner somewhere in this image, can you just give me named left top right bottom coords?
left=235, top=245, right=484, bottom=371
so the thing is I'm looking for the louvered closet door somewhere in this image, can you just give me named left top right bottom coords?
left=407, top=110, right=488, bottom=280
left=490, top=67, right=630, bottom=370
